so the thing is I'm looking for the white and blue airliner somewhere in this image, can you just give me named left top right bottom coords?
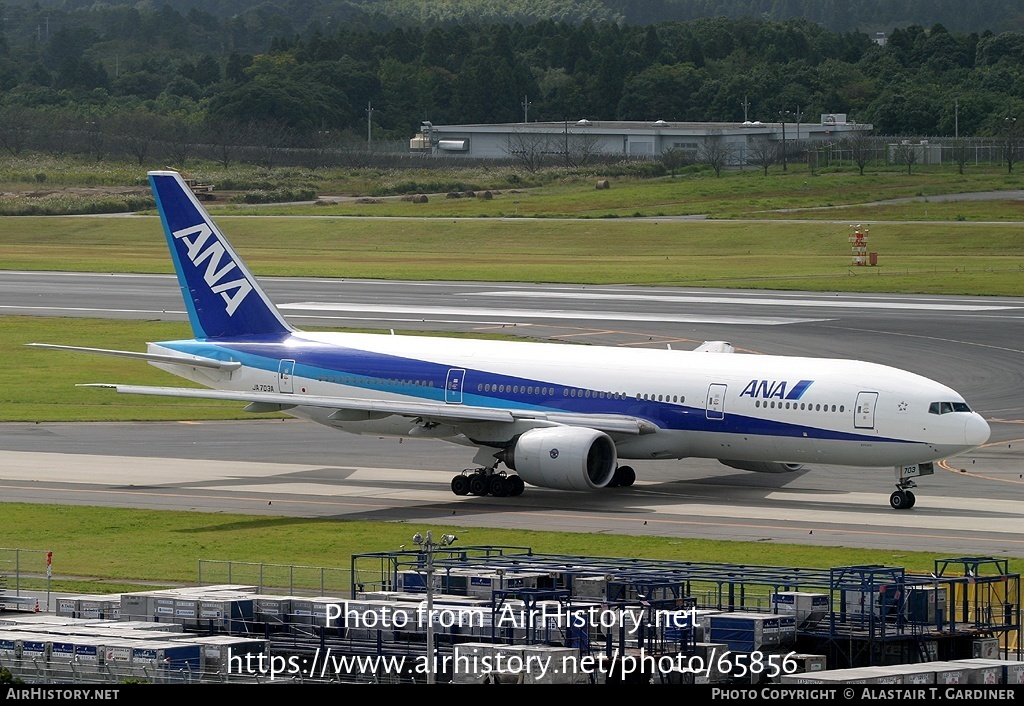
left=32, top=171, right=991, bottom=509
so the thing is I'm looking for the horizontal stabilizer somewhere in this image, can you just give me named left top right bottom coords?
left=27, top=344, right=242, bottom=371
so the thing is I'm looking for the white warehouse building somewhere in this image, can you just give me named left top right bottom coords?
left=410, top=115, right=871, bottom=163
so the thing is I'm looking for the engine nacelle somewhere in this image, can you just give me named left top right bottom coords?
left=718, top=459, right=804, bottom=474
left=499, top=427, right=617, bottom=491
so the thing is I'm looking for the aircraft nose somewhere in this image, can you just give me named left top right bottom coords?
left=964, top=414, right=991, bottom=447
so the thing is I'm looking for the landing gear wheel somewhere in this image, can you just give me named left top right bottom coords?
left=904, top=490, right=916, bottom=509
left=468, top=474, right=489, bottom=496
left=890, top=490, right=912, bottom=510
left=451, top=475, right=470, bottom=496
left=509, top=475, right=525, bottom=496
left=488, top=474, right=510, bottom=497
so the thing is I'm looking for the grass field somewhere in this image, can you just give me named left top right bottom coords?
left=3, top=159, right=1024, bottom=294
left=3, top=503, right=1010, bottom=596
left=3, top=214, right=1024, bottom=294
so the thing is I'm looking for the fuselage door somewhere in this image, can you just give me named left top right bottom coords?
left=706, top=383, right=727, bottom=420
left=855, top=391, right=878, bottom=429
left=445, top=368, right=466, bottom=404
left=278, top=359, right=295, bottom=394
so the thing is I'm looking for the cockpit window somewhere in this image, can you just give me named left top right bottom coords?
left=929, top=401, right=972, bottom=414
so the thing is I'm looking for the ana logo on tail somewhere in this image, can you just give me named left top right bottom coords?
left=172, top=223, right=253, bottom=316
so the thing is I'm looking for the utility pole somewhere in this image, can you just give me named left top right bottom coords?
left=412, top=530, right=457, bottom=685
left=564, top=117, right=569, bottom=167
left=1004, top=110, right=1018, bottom=174
left=366, top=101, right=373, bottom=146
left=778, top=110, right=790, bottom=172
left=522, top=95, right=531, bottom=123
left=741, top=95, right=750, bottom=122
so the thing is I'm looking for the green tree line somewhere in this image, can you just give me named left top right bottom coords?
left=2, top=7, right=1024, bottom=154
left=4, top=0, right=1024, bottom=35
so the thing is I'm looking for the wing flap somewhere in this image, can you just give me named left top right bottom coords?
left=512, top=411, right=655, bottom=435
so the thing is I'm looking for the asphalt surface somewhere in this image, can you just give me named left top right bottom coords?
left=3, top=273, right=1024, bottom=557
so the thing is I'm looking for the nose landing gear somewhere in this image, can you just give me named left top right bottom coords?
left=890, top=486, right=916, bottom=510
left=890, top=462, right=933, bottom=510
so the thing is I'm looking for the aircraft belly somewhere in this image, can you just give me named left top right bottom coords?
left=616, top=431, right=690, bottom=460
left=677, top=429, right=936, bottom=467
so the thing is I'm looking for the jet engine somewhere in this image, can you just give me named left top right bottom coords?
left=718, top=459, right=803, bottom=473
left=498, top=427, right=617, bottom=491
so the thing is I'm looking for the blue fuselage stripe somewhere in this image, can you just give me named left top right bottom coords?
left=160, top=339, right=909, bottom=445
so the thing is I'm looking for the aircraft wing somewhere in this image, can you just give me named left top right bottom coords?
left=78, top=384, right=653, bottom=435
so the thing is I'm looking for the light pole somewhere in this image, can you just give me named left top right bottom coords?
left=413, top=530, right=457, bottom=684
left=366, top=101, right=373, bottom=146
left=1004, top=113, right=1018, bottom=174
left=778, top=110, right=791, bottom=172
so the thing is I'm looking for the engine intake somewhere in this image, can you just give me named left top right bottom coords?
left=499, top=427, right=617, bottom=491
left=718, top=459, right=804, bottom=474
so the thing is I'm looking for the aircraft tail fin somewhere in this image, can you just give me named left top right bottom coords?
left=148, top=170, right=293, bottom=339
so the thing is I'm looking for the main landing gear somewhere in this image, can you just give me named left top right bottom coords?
left=448, top=464, right=636, bottom=497
left=451, top=469, right=525, bottom=497
left=890, top=462, right=934, bottom=510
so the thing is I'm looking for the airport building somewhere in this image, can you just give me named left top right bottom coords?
left=409, top=114, right=872, bottom=164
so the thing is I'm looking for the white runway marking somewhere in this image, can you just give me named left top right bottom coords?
left=489, top=291, right=1019, bottom=311
left=0, top=451, right=306, bottom=483
left=279, top=302, right=823, bottom=326
left=206, top=482, right=458, bottom=502
left=0, top=451, right=450, bottom=485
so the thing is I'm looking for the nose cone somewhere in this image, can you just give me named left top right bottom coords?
left=965, top=414, right=991, bottom=447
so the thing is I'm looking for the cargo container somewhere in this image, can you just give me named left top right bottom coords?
left=176, top=635, right=268, bottom=673
left=971, top=637, right=1000, bottom=659
left=708, top=612, right=797, bottom=652
left=691, top=642, right=731, bottom=684
left=771, top=592, right=829, bottom=628
left=130, top=641, right=202, bottom=681
left=905, top=585, right=947, bottom=625
left=780, top=666, right=904, bottom=684
left=197, top=594, right=254, bottom=633
left=956, top=658, right=1024, bottom=685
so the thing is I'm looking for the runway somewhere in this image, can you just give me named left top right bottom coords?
left=3, top=272, right=1024, bottom=557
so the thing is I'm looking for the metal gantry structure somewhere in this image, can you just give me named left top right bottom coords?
left=349, top=547, right=1021, bottom=671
